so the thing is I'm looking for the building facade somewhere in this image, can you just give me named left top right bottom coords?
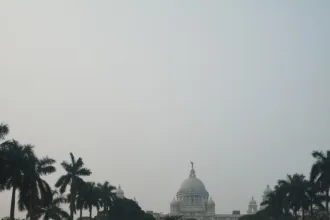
left=169, top=163, right=270, bottom=220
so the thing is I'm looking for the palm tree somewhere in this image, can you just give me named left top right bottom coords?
left=0, top=140, right=35, bottom=220
left=261, top=184, right=291, bottom=219
left=55, top=153, right=91, bottom=220
left=310, top=150, right=330, bottom=215
left=305, top=180, right=324, bottom=217
left=0, top=123, right=10, bottom=191
left=83, top=182, right=100, bottom=219
left=18, top=156, right=56, bottom=219
left=75, top=181, right=87, bottom=220
left=28, top=190, right=69, bottom=220
left=0, top=123, right=9, bottom=139
left=278, top=174, right=309, bottom=219
left=97, top=181, right=116, bottom=216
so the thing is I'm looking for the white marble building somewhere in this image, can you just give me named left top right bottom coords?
left=169, top=163, right=244, bottom=220
left=246, top=197, right=258, bottom=214
left=116, top=185, right=125, bottom=199
left=260, top=184, right=272, bottom=210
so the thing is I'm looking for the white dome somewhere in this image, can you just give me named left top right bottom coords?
left=171, top=197, right=178, bottom=205
left=249, top=197, right=257, bottom=205
left=177, top=168, right=209, bottom=197
left=116, top=185, right=124, bottom=199
left=208, top=197, right=215, bottom=205
left=263, top=185, right=272, bottom=195
left=170, top=163, right=214, bottom=215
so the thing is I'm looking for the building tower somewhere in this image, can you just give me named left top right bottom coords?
left=247, top=197, right=258, bottom=214
left=116, top=185, right=124, bottom=199
left=260, top=185, right=272, bottom=210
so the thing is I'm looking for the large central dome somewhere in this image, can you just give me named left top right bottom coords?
left=170, top=163, right=214, bottom=216
left=176, top=164, right=209, bottom=198
left=177, top=168, right=208, bottom=196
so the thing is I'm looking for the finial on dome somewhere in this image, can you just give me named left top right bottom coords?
left=189, top=161, right=196, bottom=177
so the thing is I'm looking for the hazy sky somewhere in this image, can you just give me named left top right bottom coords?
left=1, top=0, right=330, bottom=218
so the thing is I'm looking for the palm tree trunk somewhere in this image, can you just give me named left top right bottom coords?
left=302, top=208, right=305, bottom=220
left=310, top=204, right=313, bottom=216
left=326, top=189, right=329, bottom=218
left=80, top=208, right=82, bottom=220
left=70, top=182, right=75, bottom=220
left=89, top=206, right=92, bottom=219
left=10, top=186, right=16, bottom=220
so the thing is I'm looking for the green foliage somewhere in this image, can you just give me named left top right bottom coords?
left=0, top=123, right=9, bottom=139
left=258, top=150, right=330, bottom=220
left=107, top=198, right=154, bottom=220
left=28, top=190, right=69, bottom=220
left=2, top=122, right=330, bottom=220
left=161, top=215, right=183, bottom=220
left=55, top=152, right=92, bottom=220
left=97, top=181, right=116, bottom=215
left=0, top=139, right=55, bottom=220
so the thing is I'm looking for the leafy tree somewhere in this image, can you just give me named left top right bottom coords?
left=107, top=198, right=152, bottom=220
left=55, top=153, right=91, bottom=220
left=161, top=215, right=183, bottom=220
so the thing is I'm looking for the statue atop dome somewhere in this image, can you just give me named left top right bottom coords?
left=189, top=161, right=196, bottom=178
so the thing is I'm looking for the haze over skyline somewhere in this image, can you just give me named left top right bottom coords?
left=1, top=1, right=330, bottom=218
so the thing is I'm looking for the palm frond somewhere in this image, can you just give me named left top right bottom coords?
left=310, top=161, right=322, bottom=183
left=55, top=175, right=68, bottom=188
left=75, top=157, right=84, bottom=170
left=70, top=152, right=76, bottom=164
left=55, top=175, right=71, bottom=194
left=39, top=165, right=56, bottom=175
left=60, top=175, right=71, bottom=194
left=39, top=156, right=56, bottom=166
left=61, top=161, right=72, bottom=172
left=59, top=209, right=70, bottom=219
left=312, top=151, right=326, bottom=160
left=76, top=168, right=92, bottom=176
left=0, top=123, right=9, bottom=139
left=53, top=195, right=67, bottom=206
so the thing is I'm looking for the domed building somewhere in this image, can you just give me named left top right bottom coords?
left=169, top=163, right=243, bottom=220
left=260, top=185, right=272, bottom=210
left=116, top=185, right=125, bottom=199
left=246, top=197, right=258, bottom=214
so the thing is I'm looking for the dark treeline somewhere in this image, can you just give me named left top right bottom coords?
left=0, top=123, right=155, bottom=220
left=239, top=151, right=330, bottom=220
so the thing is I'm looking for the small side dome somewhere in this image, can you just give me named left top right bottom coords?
left=208, top=197, right=215, bottom=205
left=249, top=197, right=257, bottom=205
left=171, top=197, right=178, bottom=205
left=263, top=185, right=272, bottom=195
left=116, top=185, right=124, bottom=199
